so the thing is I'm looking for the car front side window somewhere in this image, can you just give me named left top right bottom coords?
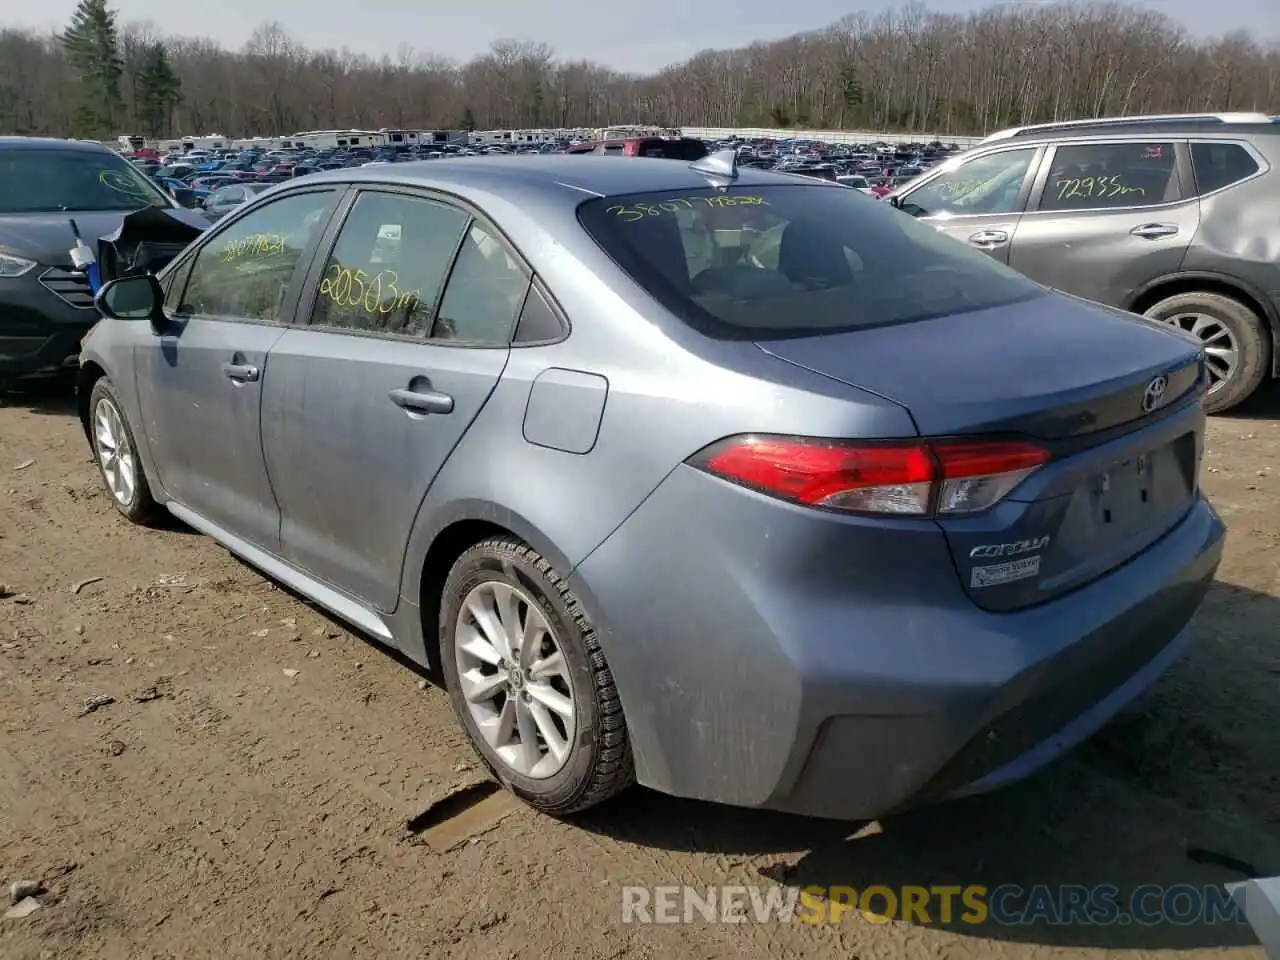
left=899, top=148, right=1037, bottom=218
left=179, top=190, right=337, bottom=322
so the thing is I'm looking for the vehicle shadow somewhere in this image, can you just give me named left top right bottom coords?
left=569, top=579, right=1279, bottom=950
left=1217, top=378, right=1280, bottom=421
left=0, top=380, right=79, bottom=416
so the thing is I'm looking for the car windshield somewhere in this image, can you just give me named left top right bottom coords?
left=577, top=184, right=1044, bottom=339
left=0, top=149, right=171, bottom=214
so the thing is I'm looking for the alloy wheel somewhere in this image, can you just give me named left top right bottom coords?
left=1155, top=312, right=1238, bottom=396
left=93, top=397, right=137, bottom=507
left=453, top=580, right=576, bottom=779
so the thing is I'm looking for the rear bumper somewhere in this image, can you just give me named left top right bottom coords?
left=571, top=466, right=1225, bottom=820
left=0, top=272, right=96, bottom=379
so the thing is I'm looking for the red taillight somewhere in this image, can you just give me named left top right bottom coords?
left=690, top=434, right=1050, bottom=517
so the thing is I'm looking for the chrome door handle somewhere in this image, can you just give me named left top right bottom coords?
left=389, top=387, right=454, bottom=415
left=1130, top=223, right=1179, bottom=240
left=968, top=230, right=1009, bottom=248
left=222, top=362, right=259, bottom=383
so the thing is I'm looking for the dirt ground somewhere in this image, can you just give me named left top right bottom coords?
left=1, top=383, right=1277, bottom=960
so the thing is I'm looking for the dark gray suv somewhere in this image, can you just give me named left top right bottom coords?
left=889, top=113, right=1280, bottom=413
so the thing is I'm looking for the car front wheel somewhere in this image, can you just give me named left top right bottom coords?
left=440, top=536, right=633, bottom=816
left=88, top=377, right=157, bottom=523
left=1143, top=291, right=1270, bottom=414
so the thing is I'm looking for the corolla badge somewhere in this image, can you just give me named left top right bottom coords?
left=970, top=536, right=1051, bottom=559
left=1142, top=375, right=1169, bottom=413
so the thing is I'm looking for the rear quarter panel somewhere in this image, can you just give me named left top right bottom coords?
left=1179, top=157, right=1280, bottom=336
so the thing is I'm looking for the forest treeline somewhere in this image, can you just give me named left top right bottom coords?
left=1, top=0, right=1277, bottom=140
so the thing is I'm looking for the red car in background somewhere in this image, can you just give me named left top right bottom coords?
left=567, top=137, right=708, bottom=160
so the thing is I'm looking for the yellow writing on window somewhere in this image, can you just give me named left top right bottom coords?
left=97, top=168, right=149, bottom=197
left=318, top=263, right=422, bottom=316
left=935, top=180, right=992, bottom=200
left=220, top=233, right=288, bottom=263
left=1053, top=176, right=1146, bottom=203
left=607, top=195, right=770, bottom=222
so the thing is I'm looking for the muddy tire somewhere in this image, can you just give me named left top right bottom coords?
left=1143, top=291, right=1270, bottom=414
left=439, top=536, right=633, bottom=816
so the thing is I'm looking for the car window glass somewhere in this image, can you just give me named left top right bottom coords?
left=513, top=284, right=562, bottom=343
left=214, top=186, right=243, bottom=204
left=163, top=258, right=194, bottom=312
left=1040, top=142, right=1179, bottom=211
left=578, top=185, right=1042, bottom=337
left=433, top=222, right=530, bottom=344
left=180, top=190, right=336, bottom=321
left=310, top=191, right=469, bottom=336
left=1191, top=142, right=1260, bottom=195
left=899, top=149, right=1036, bottom=217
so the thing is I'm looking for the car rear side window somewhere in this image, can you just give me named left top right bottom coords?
left=310, top=191, right=469, bottom=337
left=1191, top=142, right=1261, bottom=195
left=578, top=184, right=1043, bottom=339
left=1039, top=141, right=1180, bottom=211
left=434, top=222, right=530, bottom=344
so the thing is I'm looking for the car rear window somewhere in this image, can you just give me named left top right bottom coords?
left=637, top=139, right=709, bottom=161
left=577, top=184, right=1043, bottom=339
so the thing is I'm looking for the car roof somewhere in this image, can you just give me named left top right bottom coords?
left=0, top=136, right=114, bottom=153
left=296, top=154, right=839, bottom=205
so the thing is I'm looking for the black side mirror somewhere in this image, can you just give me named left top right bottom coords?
left=95, top=274, right=167, bottom=334
left=171, top=188, right=201, bottom=209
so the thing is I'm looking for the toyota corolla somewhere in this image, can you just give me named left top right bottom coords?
left=79, top=153, right=1224, bottom=820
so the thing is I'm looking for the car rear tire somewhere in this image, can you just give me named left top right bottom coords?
left=1142, top=291, right=1270, bottom=414
left=88, top=378, right=158, bottom=524
left=440, top=536, right=633, bottom=816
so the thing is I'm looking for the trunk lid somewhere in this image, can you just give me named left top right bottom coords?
left=755, top=292, right=1202, bottom=441
left=756, top=292, right=1206, bottom=611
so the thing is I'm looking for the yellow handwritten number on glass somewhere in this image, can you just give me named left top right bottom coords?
left=607, top=196, right=770, bottom=221
left=319, top=263, right=421, bottom=316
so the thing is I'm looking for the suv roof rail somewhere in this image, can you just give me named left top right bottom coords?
left=982, top=112, right=1275, bottom=143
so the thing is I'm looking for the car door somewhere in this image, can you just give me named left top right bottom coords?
left=135, top=187, right=341, bottom=551
left=260, top=188, right=527, bottom=611
left=892, top=145, right=1042, bottom=264
left=1006, top=139, right=1199, bottom=307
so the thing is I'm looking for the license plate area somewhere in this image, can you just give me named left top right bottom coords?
left=1089, top=436, right=1193, bottom=537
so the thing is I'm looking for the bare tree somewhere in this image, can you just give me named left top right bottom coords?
left=1, top=2, right=1276, bottom=139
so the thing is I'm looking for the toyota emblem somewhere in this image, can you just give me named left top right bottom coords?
left=1142, top=375, right=1169, bottom=413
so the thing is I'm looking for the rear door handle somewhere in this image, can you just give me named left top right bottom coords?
left=222, top=362, right=259, bottom=383
left=968, top=230, right=1009, bottom=248
left=1130, top=223, right=1179, bottom=239
left=389, top=387, right=454, bottom=415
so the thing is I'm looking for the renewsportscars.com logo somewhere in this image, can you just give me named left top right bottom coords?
left=621, top=884, right=1249, bottom=927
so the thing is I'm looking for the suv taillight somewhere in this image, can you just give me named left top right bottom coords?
left=689, top=434, right=1049, bottom=517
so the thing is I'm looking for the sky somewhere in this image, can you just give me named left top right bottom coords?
left=4, top=0, right=1275, bottom=73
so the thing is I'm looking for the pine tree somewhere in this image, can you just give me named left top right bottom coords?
left=136, top=43, right=182, bottom=139
left=60, top=0, right=125, bottom=138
